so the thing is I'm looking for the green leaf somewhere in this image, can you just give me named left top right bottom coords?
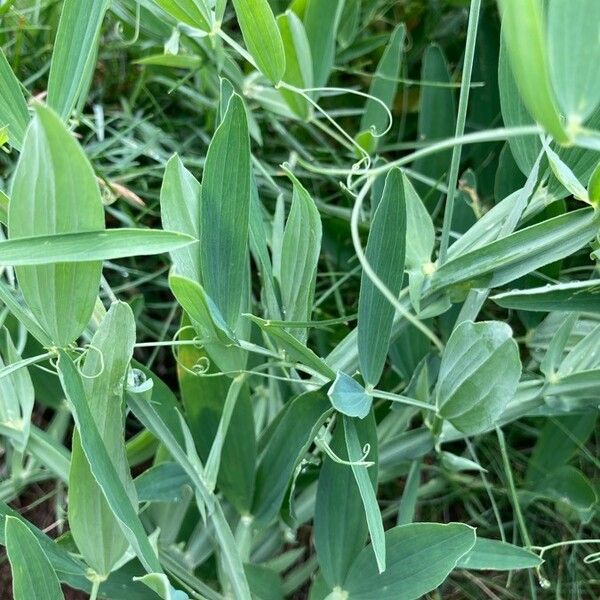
left=526, top=414, right=597, bottom=487
left=545, top=142, right=589, bottom=202
left=589, top=161, right=600, bottom=202
left=436, top=321, right=521, bottom=435
left=457, top=538, right=542, bottom=571
left=412, top=44, right=456, bottom=200
left=153, top=0, right=212, bottom=32
left=252, top=388, right=331, bottom=524
left=248, top=315, right=335, bottom=379
left=177, top=316, right=255, bottom=512
left=498, top=42, right=541, bottom=175
left=497, top=0, right=567, bottom=143
left=160, top=154, right=201, bottom=282
left=200, top=93, right=251, bottom=329
left=0, top=229, right=195, bottom=266
left=315, top=412, right=378, bottom=587
left=68, top=302, right=137, bottom=577
left=357, top=168, right=406, bottom=387
left=5, top=516, right=64, bottom=600
left=0, top=328, right=34, bottom=452
left=47, top=0, right=110, bottom=120
left=0, top=502, right=160, bottom=600
left=169, top=273, right=248, bottom=374
left=327, top=372, right=372, bottom=419
left=548, top=0, right=600, bottom=125
left=432, top=208, right=600, bottom=292
left=358, top=23, right=405, bottom=150
left=0, top=48, right=29, bottom=150
left=492, top=280, right=600, bottom=313
left=303, top=0, right=344, bottom=88
left=57, top=350, right=163, bottom=575
left=535, top=465, right=598, bottom=515
left=342, top=523, right=476, bottom=600
left=232, top=0, right=286, bottom=84
left=126, top=383, right=252, bottom=600
left=277, top=10, right=313, bottom=119
left=279, top=167, right=322, bottom=343
left=9, top=104, right=104, bottom=346
left=344, top=416, right=385, bottom=574
left=135, top=462, right=190, bottom=503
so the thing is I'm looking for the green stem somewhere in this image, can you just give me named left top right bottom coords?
left=438, top=0, right=482, bottom=265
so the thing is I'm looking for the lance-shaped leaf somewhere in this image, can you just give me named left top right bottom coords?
left=457, top=538, right=542, bottom=571
left=200, top=93, right=251, bottom=329
left=412, top=44, right=456, bottom=200
left=358, top=23, right=406, bottom=151
left=279, top=167, right=321, bottom=343
left=252, top=388, right=331, bottom=525
left=47, top=0, right=110, bottom=120
left=436, top=321, right=521, bottom=435
left=548, top=0, right=600, bottom=125
left=232, top=0, right=286, bottom=84
left=344, top=416, right=385, bottom=574
left=341, top=523, right=476, bottom=600
left=5, top=516, right=64, bottom=600
left=9, top=104, right=104, bottom=346
left=497, top=0, right=567, bottom=143
left=431, top=208, right=600, bottom=292
left=0, top=328, right=34, bottom=453
left=0, top=48, right=29, bottom=150
left=0, top=229, right=195, bottom=266
left=57, top=350, right=163, bottom=575
left=154, top=0, right=212, bottom=32
left=68, top=302, right=138, bottom=577
left=160, top=154, right=201, bottom=282
left=278, top=10, right=313, bottom=119
left=357, top=168, right=407, bottom=387
left=492, top=280, right=600, bottom=313
left=303, top=0, right=344, bottom=88
left=315, top=411, right=378, bottom=588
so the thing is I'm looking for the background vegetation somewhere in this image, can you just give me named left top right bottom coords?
left=0, top=0, right=599, bottom=599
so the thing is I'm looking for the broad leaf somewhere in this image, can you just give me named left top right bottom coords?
left=497, top=0, right=567, bottom=143
left=9, top=104, right=104, bottom=346
left=436, top=321, right=521, bottom=435
left=5, top=516, right=64, bottom=600
left=154, top=0, right=212, bottom=31
left=457, top=538, right=541, bottom=571
left=57, top=351, right=163, bottom=575
left=342, top=523, right=476, bottom=600
left=68, top=302, right=137, bottom=577
left=548, top=0, right=600, bottom=125
left=328, top=372, right=372, bottom=419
